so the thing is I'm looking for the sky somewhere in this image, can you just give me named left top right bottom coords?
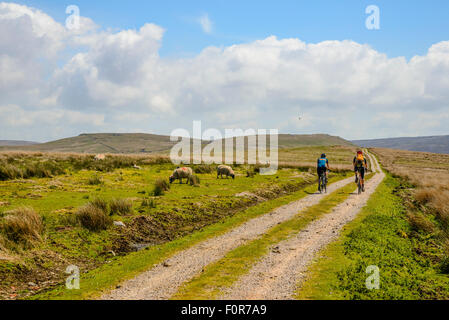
left=1, top=1, right=449, bottom=142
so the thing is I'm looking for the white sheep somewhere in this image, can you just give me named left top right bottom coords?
left=169, top=167, right=193, bottom=184
left=217, top=165, right=235, bottom=179
left=94, top=154, right=106, bottom=161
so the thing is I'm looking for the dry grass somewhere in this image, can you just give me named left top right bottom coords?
left=153, top=178, right=170, bottom=196
left=189, top=174, right=201, bottom=187
left=87, top=175, right=103, bottom=185
left=0, top=151, right=171, bottom=181
left=1, top=207, right=43, bottom=246
left=407, top=211, right=436, bottom=233
left=373, top=148, right=449, bottom=224
left=76, top=204, right=112, bottom=231
left=373, top=148, right=449, bottom=255
left=90, top=198, right=109, bottom=214
left=109, top=198, right=133, bottom=216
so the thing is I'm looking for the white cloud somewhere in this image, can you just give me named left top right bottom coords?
left=0, top=3, right=449, bottom=142
left=198, top=13, right=213, bottom=34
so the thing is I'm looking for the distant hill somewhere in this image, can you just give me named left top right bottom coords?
left=0, top=133, right=353, bottom=154
left=277, top=134, right=353, bottom=148
left=353, top=135, right=449, bottom=154
left=0, top=140, right=39, bottom=147
left=0, top=133, right=180, bottom=154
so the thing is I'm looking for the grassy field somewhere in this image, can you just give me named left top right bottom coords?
left=0, top=145, right=356, bottom=300
left=372, top=148, right=449, bottom=269
left=296, top=173, right=449, bottom=299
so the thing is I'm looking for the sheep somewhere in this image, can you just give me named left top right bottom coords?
left=169, top=167, right=193, bottom=184
left=133, top=163, right=142, bottom=170
left=94, top=154, right=106, bottom=161
left=217, top=165, right=235, bottom=179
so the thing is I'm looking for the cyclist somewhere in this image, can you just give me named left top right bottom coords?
left=353, top=150, right=368, bottom=192
left=317, top=153, right=330, bottom=191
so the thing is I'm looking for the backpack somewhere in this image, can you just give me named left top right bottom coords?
left=356, top=153, right=364, bottom=166
left=318, top=158, right=327, bottom=168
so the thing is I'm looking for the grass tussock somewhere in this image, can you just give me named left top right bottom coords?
left=141, top=198, right=156, bottom=209
left=189, top=174, right=201, bottom=187
left=110, top=198, right=133, bottom=216
left=407, top=211, right=435, bottom=233
left=87, top=175, right=103, bottom=185
left=90, top=198, right=109, bottom=213
left=153, top=178, right=170, bottom=196
left=76, top=204, right=112, bottom=231
left=193, top=164, right=214, bottom=174
left=1, top=207, right=43, bottom=246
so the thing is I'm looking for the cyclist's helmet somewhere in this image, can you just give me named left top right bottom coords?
left=357, top=150, right=363, bottom=155
left=321, top=153, right=326, bottom=158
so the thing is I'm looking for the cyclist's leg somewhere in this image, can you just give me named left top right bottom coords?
left=360, top=167, right=365, bottom=188
left=317, top=167, right=321, bottom=190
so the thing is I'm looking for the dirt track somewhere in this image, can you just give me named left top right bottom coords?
left=102, top=175, right=355, bottom=300
left=102, top=152, right=382, bottom=300
left=219, top=152, right=384, bottom=300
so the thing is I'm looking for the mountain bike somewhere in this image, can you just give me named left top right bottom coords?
left=355, top=168, right=367, bottom=195
left=318, top=170, right=329, bottom=194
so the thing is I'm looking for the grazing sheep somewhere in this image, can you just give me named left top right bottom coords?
left=94, top=154, right=106, bottom=161
left=133, top=164, right=142, bottom=170
left=217, top=165, right=235, bottom=179
left=169, top=167, right=193, bottom=184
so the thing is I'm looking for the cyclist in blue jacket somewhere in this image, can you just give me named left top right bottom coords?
left=317, top=153, right=330, bottom=191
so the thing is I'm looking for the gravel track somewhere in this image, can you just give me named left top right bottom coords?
left=219, top=152, right=384, bottom=300
left=101, top=175, right=355, bottom=300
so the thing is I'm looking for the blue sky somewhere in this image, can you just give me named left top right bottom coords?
left=1, top=1, right=449, bottom=142
left=16, top=0, right=449, bottom=59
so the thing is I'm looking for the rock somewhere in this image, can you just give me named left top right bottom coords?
left=130, top=243, right=151, bottom=251
left=162, top=261, right=171, bottom=267
left=113, top=221, right=126, bottom=227
left=27, top=282, right=37, bottom=287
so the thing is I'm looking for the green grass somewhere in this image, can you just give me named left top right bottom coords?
left=295, top=173, right=449, bottom=300
left=29, top=173, right=350, bottom=300
left=0, top=146, right=356, bottom=299
left=171, top=175, right=371, bottom=300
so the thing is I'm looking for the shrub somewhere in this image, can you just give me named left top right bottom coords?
left=141, top=198, right=156, bottom=209
left=193, top=164, right=214, bottom=174
left=0, top=234, right=7, bottom=252
left=414, top=188, right=435, bottom=204
left=88, top=175, right=103, bottom=185
left=110, top=198, right=133, bottom=216
left=76, top=204, right=112, bottom=231
left=407, top=212, right=435, bottom=234
left=153, top=178, right=170, bottom=196
left=0, top=163, right=23, bottom=181
left=90, top=198, right=109, bottom=214
left=1, top=207, right=43, bottom=245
